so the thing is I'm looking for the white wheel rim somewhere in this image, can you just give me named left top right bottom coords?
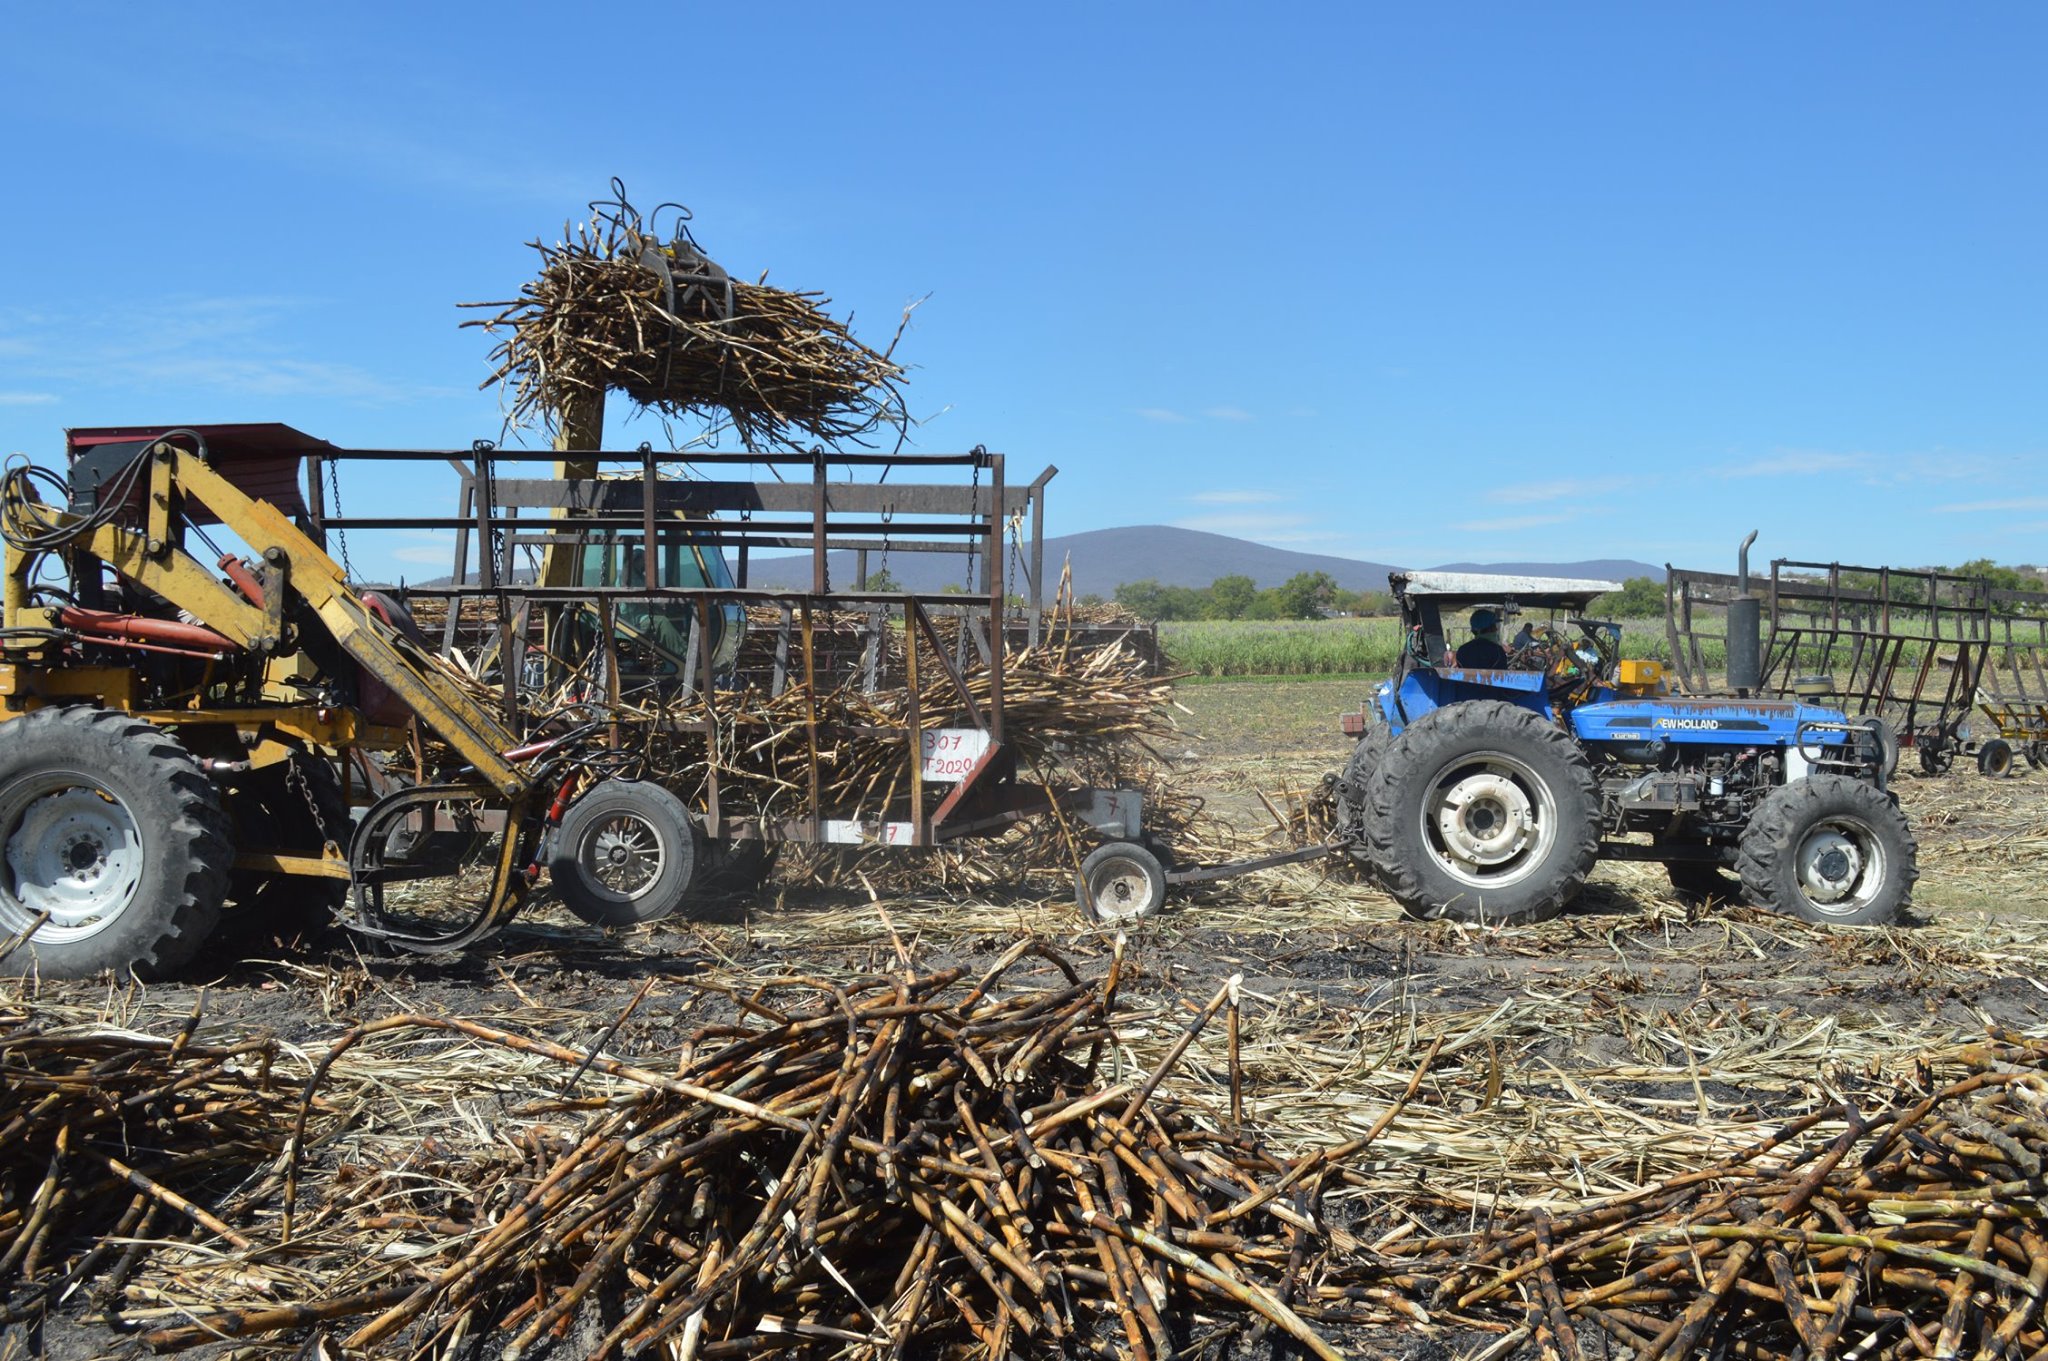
left=0, top=774, right=145, bottom=942
left=1418, top=750, right=1557, bottom=890
left=1793, top=817, right=1886, bottom=916
left=582, top=814, right=665, bottom=899
left=1087, top=855, right=1158, bottom=921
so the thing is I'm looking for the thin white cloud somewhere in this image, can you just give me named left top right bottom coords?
left=1135, top=407, right=1190, bottom=424
left=1203, top=405, right=1254, bottom=422
left=1172, top=512, right=1313, bottom=536
left=1452, top=512, right=1574, bottom=533
left=0, top=392, right=58, bottom=406
left=1488, top=476, right=1635, bottom=504
left=1252, top=530, right=1345, bottom=545
left=1717, top=451, right=1870, bottom=478
left=1933, top=497, right=2048, bottom=514
left=1186, top=489, right=1284, bottom=505
left=3, top=297, right=450, bottom=404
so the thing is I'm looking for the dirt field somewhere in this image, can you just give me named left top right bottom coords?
left=8, top=679, right=2047, bottom=1358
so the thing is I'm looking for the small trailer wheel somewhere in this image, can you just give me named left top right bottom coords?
left=1977, top=738, right=2016, bottom=778
left=2029, top=741, right=2048, bottom=771
left=550, top=780, right=698, bottom=927
left=1076, top=841, right=1167, bottom=924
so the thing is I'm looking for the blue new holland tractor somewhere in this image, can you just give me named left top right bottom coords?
left=1332, top=550, right=1916, bottom=927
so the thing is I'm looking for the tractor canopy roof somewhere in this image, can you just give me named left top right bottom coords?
left=1390, top=571, right=1621, bottom=614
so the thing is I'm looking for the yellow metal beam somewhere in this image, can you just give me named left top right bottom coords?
left=233, top=850, right=351, bottom=880
left=94, top=447, right=530, bottom=798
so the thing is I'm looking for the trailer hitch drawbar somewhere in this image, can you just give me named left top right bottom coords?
left=1163, top=840, right=1348, bottom=887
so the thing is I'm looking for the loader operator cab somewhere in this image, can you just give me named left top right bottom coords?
left=560, top=525, right=744, bottom=692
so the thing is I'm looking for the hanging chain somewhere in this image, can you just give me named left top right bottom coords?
left=1008, top=510, right=1026, bottom=607
left=326, top=459, right=355, bottom=582
left=286, top=755, right=341, bottom=855
left=964, top=453, right=982, bottom=595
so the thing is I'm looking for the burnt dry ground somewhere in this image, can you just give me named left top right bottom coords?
left=6, top=679, right=2046, bottom=1359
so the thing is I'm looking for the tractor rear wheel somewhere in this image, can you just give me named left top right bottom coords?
left=1361, top=700, right=1600, bottom=926
left=1736, top=775, right=1916, bottom=926
left=0, top=707, right=231, bottom=978
left=549, top=780, right=698, bottom=927
left=1977, top=738, right=2016, bottom=778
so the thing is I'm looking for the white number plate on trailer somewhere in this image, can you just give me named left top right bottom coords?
left=919, top=728, right=990, bottom=783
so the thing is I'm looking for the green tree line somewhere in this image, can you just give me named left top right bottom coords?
left=1111, top=572, right=1394, bottom=621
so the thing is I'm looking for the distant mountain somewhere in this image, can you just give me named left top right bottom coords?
left=745, top=525, right=1660, bottom=597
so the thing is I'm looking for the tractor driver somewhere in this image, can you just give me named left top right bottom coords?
left=1455, top=608, right=1509, bottom=669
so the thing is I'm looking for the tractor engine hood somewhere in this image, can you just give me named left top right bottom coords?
left=1570, top=696, right=1851, bottom=746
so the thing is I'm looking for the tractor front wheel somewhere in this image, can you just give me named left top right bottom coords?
left=1361, top=699, right=1600, bottom=926
left=549, top=780, right=698, bottom=927
left=1736, top=776, right=1916, bottom=926
left=0, top=707, right=231, bottom=978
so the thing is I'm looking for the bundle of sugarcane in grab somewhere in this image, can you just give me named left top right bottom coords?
left=461, top=180, right=908, bottom=450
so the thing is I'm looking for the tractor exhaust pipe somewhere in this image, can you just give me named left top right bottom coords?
left=1727, top=530, right=1762, bottom=696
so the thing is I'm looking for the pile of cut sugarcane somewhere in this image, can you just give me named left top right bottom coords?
left=1410, top=1030, right=2048, bottom=1360
left=4, top=944, right=1411, bottom=1357
left=462, top=182, right=907, bottom=449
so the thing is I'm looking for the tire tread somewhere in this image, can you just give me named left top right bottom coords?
left=1362, top=700, right=1599, bottom=926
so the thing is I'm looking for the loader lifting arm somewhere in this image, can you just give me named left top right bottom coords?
left=3, top=438, right=530, bottom=798
left=0, top=433, right=587, bottom=970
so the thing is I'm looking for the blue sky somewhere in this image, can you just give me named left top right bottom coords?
left=1, top=3, right=2042, bottom=585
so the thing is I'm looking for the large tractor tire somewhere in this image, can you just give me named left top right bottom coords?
left=1361, top=700, right=1600, bottom=926
left=1332, top=713, right=1396, bottom=876
left=548, top=780, right=698, bottom=927
left=0, top=707, right=231, bottom=978
left=1736, top=775, right=1916, bottom=926
left=223, top=752, right=349, bottom=939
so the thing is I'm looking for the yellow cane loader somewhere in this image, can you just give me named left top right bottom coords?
left=0, top=426, right=610, bottom=977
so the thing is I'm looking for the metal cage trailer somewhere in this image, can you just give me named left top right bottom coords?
left=1665, top=556, right=1993, bottom=777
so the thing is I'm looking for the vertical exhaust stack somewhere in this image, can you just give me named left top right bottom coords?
left=1726, top=530, right=1762, bottom=696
